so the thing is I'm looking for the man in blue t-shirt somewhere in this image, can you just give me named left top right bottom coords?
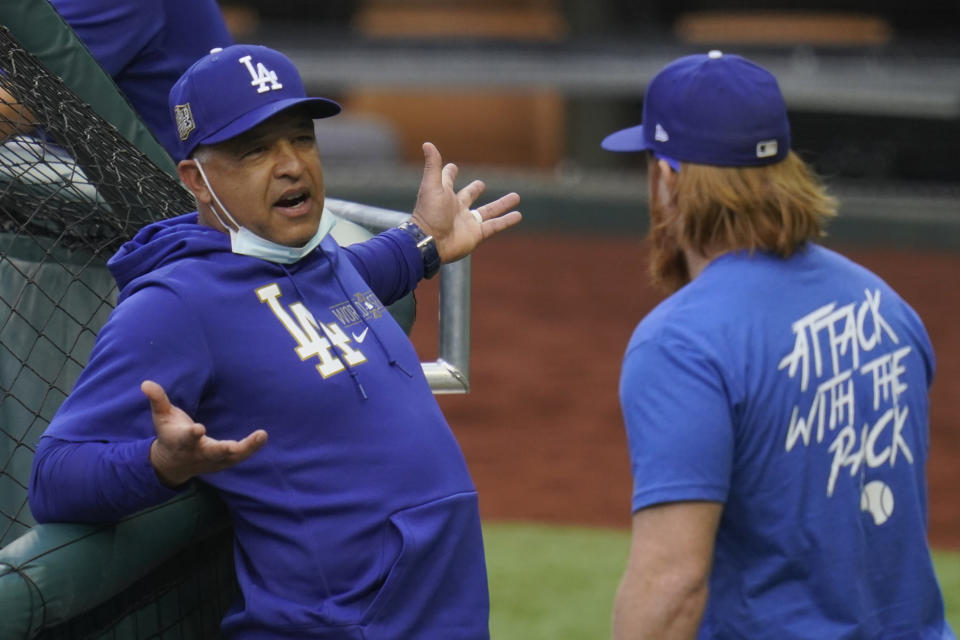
left=602, top=51, right=954, bottom=639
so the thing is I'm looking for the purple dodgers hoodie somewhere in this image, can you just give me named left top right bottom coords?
left=30, top=213, right=490, bottom=639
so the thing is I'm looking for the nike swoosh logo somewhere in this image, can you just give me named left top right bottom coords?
left=352, top=328, right=369, bottom=343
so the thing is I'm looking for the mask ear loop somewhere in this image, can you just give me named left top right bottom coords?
left=194, top=158, right=242, bottom=232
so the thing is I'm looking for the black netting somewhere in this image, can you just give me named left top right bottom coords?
left=1, top=26, right=231, bottom=639
left=0, top=26, right=194, bottom=251
left=0, top=22, right=194, bottom=545
left=35, top=525, right=237, bottom=640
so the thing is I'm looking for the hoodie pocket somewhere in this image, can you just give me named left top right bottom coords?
left=361, top=491, right=489, bottom=638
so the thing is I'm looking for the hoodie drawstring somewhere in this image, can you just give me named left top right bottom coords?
left=280, top=264, right=370, bottom=401
left=328, top=260, right=415, bottom=380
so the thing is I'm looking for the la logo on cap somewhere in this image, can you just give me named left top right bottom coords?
left=239, top=55, right=283, bottom=94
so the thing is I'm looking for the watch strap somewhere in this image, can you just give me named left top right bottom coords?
left=396, top=220, right=441, bottom=279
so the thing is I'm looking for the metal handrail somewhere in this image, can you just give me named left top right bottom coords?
left=325, top=197, right=471, bottom=394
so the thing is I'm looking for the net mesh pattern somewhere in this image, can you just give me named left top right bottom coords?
left=1, top=26, right=233, bottom=638
left=35, top=525, right=238, bottom=640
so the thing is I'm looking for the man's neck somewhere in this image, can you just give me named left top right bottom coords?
left=683, top=248, right=721, bottom=281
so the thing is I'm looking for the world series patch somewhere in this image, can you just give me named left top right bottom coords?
left=175, top=103, right=195, bottom=141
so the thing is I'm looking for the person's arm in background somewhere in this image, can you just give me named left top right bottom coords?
left=1, top=0, right=161, bottom=144
left=47, top=0, right=233, bottom=158
left=613, top=500, right=722, bottom=640
left=46, top=0, right=161, bottom=77
left=0, top=85, right=37, bottom=139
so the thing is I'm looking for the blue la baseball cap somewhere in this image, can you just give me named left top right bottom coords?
left=601, top=50, right=790, bottom=167
left=169, top=44, right=341, bottom=160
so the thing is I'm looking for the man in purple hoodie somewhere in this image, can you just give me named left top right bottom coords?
left=29, top=44, right=520, bottom=639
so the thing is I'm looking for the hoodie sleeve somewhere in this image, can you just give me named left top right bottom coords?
left=47, top=0, right=164, bottom=76
left=341, top=228, right=423, bottom=305
left=29, top=283, right=212, bottom=523
left=30, top=437, right=182, bottom=523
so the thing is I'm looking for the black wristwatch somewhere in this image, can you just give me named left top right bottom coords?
left=397, top=220, right=441, bottom=279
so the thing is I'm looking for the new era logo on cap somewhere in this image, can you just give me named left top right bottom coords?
left=654, top=123, right=670, bottom=142
left=169, top=44, right=341, bottom=160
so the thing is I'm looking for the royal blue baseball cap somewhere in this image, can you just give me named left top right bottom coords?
left=602, top=50, right=790, bottom=167
left=169, top=44, right=341, bottom=160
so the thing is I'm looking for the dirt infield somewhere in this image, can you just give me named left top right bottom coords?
left=409, top=233, right=960, bottom=548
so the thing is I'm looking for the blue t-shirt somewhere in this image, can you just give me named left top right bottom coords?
left=620, top=244, right=954, bottom=639
left=50, top=0, right=233, bottom=159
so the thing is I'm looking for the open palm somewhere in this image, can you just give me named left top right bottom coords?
left=142, top=380, right=268, bottom=487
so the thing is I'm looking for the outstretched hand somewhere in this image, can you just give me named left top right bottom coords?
left=142, top=380, right=267, bottom=488
left=410, top=142, right=521, bottom=264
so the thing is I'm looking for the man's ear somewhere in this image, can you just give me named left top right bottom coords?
left=177, top=159, right=210, bottom=204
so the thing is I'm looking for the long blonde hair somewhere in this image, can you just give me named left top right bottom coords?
left=672, top=151, right=837, bottom=259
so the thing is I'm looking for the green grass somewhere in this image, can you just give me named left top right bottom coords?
left=484, top=522, right=629, bottom=640
left=935, top=550, right=960, bottom=631
left=484, top=522, right=960, bottom=640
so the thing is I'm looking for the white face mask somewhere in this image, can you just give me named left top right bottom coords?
left=194, top=158, right=334, bottom=264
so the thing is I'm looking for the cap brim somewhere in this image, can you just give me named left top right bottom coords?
left=600, top=124, right=649, bottom=152
left=202, top=97, right=342, bottom=146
